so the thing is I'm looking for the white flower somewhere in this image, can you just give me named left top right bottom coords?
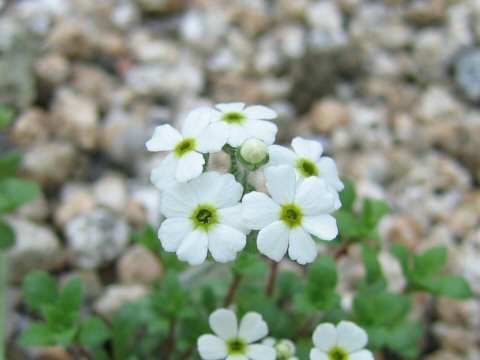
left=268, top=137, right=344, bottom=208
left=158, top=171, right=248, bottom=265
left=213, top=102, right=278, bottom=147
left=146, top=107, right=228, bottom=190
left=262, top=337, right=298, bottom=360
left=310, top=321, right=374, bottom=360
left=198, top=308, right=276, bottom=360
left=242, top=165, right=338, bottom=265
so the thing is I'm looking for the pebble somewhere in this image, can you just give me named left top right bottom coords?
left=415, top=86, right=463, bottom=123
left=94, top=284, right=149, bottom=319
left=21, top=142, right=76, bottom=188
left=93, top=172, right=128, bottom=213
left=64, top=208, right=129, bottom=269
left=6, top=216, right=64, bottom=283
left=11, top=108, right=51, bottom=148
left=309, top=98, right=348, bottom=134
left=117, top=245, right=163, bottom=285
left=455, top=49, right=480, bottom=101
left=35, top=53, right=70, bottom=86
left=51, top=88, right=99, bottom=150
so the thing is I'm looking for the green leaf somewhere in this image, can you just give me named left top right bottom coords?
left=20, top=323, right=55, bottom=346
left=390, top=244, right=410, bottom=276
left=0, top=218, right=15, bottom=250
left=0, top=178, right=40, bottom=213
left=335, top=211, right=361, bottom=239
left=78, top=316, right=111, bottom=346
left=432, top=275, right=473, bottom=299
left=360, top=198, right=388, bottom=229
left=132, top=225, right=161, bottom=257
left=304, top=256, right=340, bottom=310
left=150, top=272, right=187, bottom=318
left=361, top=245, right=384, bottom=285
left=112, top=303, right=143, bottom=360
left=0, top=153, right=21, bottom=180
left=385, top=321, right=423, bottom=359
left=0, top=106, right=15, bottom=129
left=22, top=271, right=59, bottom=313
left=339, top=178, right=356, bottom=211
left=58, top=278, right=83, bottom=313
left=354, top=291, right=411, bottom=327
left=412, top=246, right=447, bottom=277
left=232, top=252, right=267, bottom=277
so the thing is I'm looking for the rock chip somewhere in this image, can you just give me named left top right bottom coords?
left=54, top=184, right=97, bottom=228
left=309, top=98, right=348, bottom=134
left=11, top=108, right=50, bottom=148
left=35, top=53, right=70, bottom=86
left=94, top=284, right=149, bottom=319
left=455, top=49, right=480, bottom=101
left=64, top=208, right=129, bottom=269
left=51, top=88, right=99, bottom=150
left=117, top=245, right=163, bottom=285
left=93, top=173, right=128, bottom=213
left=21, top=142, right=76, bottom=188
left=7, top=216, right=64, bottom=283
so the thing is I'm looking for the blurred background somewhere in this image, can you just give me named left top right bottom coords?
left=1, top=0, right=479, bottom=359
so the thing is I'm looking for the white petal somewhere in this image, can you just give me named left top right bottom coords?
left=295, top=177, right=336, bottom=215
left=197, top=334, right=228, bottom=360
left=302, top=214, right=338, bottom=241
left=158, top=218, right=194, bottom=252
left=218, top=204, right=249, bottom=234
left=215, top=173, right=244, bottom=208
left=150, top=153, right=177, bottom=190
left=216, top=102, right=246, bottom=113
left=349, top=350, right=375, bottom=360
left=336, top=321, right=368, bottom=353
left=226, top=123, right=249, bottom=147
left=209, top=309, right=238, bottom=340
left=291, top=137, right=323, bottom=160
left=176, top=229, right=208, bottom=265
left=145, top=124, right=182, bottom=152
left=226, top=355, right=248, bottom=360
left=182, top=107, right=220, bottom=138
left=238, top=312, right=268, bottom=343
left=312, top=323, right=337, bottom=352
left=264, top=165, right=297, bottom=204
left=189, top=172, right=222, bottom=204
left=246, top=344, right=276, bottom=360
left=267, top=145, right=297, bottom=168
left=257, top=221, right=290, bottom=262
left=317, top=157, right=344, bottom=191
left=196, top=121, right=229, bottom=153
left=208, top=224, right=246, bottom=263
left=242, top=192, right=280, bottom=230
left=175, top=151, right=205, bottom=182
left=243, top=105, right=277, bottom=120
left=287, top=227, right=317, bottom=265
left=243, top=120, right=278, bottom=146
left=331, top=189, right=342, bottom=211
left=310, top=349, right=329, bottom=360
left=161, top=181, right=198, bottom=218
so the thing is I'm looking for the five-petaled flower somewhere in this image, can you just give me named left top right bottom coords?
left=159, top=172, right=248, bottom=265
left=268, top=136, right=344, bottom=209
left=197, top=308, right=276, bottom=360
left=242, top=165, right=338, bottom=265
left=213, top=102, right=278, bottom=147
left=310, top=321, right=374, bottom=360
left=146, top=107, right=228, bottom=190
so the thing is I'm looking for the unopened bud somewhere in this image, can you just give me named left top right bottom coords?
left=239, top=138, right=268, bottom=166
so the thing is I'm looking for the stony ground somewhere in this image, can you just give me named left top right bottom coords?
left=1, top=0, right=479, bottom=359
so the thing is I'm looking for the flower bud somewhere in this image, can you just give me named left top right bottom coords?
left=239, top=138, right=268, bottom=166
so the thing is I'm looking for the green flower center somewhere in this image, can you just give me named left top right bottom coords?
left=296, top=158, right=319, bottom=177
left=280, top=203, right=303, bottom=228
left=227, top=337, right=247, bottom=355
left=276, top=343, right=294, bottom=360
left=328, top=347, right=349, bottom=360
left=190, top=204, right=218, bottom=231
left=174, top=138, right=196, bottom=156
left=222, top=111, right=246, bottom=124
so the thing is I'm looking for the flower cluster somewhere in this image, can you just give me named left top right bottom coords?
left=197, top=308, right=373, bottom=360
left=146, top=102, right=343, bottom=266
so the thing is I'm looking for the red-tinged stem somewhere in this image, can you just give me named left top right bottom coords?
left=334, top=242, right=349, bottom=260
left=164, top=318, right=177, bottom=360
left=266, top=260, right=279, bottom=296
left=224, top=273, right=241, bottom=307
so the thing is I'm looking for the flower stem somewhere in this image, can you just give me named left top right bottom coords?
left=334, top=242, right=349, bottom=260
left=266, top=260, right=279, bottom=297
left=224, top=145, right=251, bottom=193
left=223, top=273, right=242, bottom=307
left=164, top=318, right=177, bottom=360
left=0, top=252, right=7, bottom=360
